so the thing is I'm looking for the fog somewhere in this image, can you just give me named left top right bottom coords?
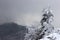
left=0, top=0, right=60, bottom=27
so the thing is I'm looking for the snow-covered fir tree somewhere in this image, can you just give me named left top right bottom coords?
left=24, top=8, right=55, bottom=40
left=39, top=9, right=60, bottom=40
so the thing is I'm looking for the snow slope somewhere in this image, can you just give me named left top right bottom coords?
left=40, top=29, right=60, bottom=40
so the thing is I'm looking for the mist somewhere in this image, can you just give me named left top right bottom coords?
left=0, top=0, right=60, bottom=27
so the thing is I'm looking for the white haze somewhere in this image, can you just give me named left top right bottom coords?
left=0, top=0, right=60, bottom=28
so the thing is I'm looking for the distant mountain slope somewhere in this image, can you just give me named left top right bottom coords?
left=0, top=22, right=27, bottom=40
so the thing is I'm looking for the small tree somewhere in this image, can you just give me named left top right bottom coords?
left=24, top=8, right=54, bottom=40
left=35, top=8, right=54, bottom=40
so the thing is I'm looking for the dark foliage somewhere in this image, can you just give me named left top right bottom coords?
left=0, top=22, right=27, bottom=40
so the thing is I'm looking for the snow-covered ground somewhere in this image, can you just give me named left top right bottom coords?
left=24, top=23, right=60, bottom=40
left=40, top=29, right=60, bottom=40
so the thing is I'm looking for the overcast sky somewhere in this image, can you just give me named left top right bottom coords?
left=0, top=0, right=60, bottom=27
